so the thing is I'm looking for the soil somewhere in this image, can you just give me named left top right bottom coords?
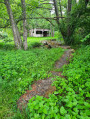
left=17, top=46, right=75, bottom=111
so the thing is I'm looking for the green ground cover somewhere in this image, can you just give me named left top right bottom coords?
left=0, top=36, right=57, bottom=50
left=0, top=37, right=64, bottom=118
left=1, top=37, right=90, bottom=119
left=27, top=45, right=90, bottom=119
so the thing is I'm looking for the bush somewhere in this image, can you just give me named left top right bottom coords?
left=81, top=34, right=90, bottom=45
left=0, top=31, right=13, bottom=43
left=31, top=42, right=42, bottom=48
left=0, top=31, right=8, bottom=39
left=3, top=37, right=13, bottom=43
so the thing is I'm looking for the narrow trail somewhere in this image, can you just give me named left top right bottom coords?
left=17, top=47, right=75, bottom=111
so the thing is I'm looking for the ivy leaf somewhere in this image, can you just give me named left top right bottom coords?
left=84, top=102, right=90, bottom=108
left=43, top=108, right=47, bottom=114
left=42, top=114, right=45, bottom=119
left=64, top=114, right=71, bottom=119
left=66, top=102, right=73, bottom=108
left=60, top=106, right=67, bottom=115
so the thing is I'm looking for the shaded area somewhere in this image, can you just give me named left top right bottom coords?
left=43, top=31, right=49, bottom=37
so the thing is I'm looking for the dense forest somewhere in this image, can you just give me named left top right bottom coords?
left=0, top=0, right=90, bottom=119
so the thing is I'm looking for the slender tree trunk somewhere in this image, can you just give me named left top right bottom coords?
left=67, top=0, right=72, bottom=43
left=21, top=0, right=28, bottom=50
left=53, top=0, right=60, bottom=26
left=67, top=0, right=72, bottom=13
left=59, top=0, right=63, bottom=17
left=53, top=0, right=65, bottom=42
left=85, top=0, right=89, bottom=7
left=50, top=24, right=54, bottom=37
left=16, top=25, right=22, bottom=47
left=4, top=0, right=22, bottom=49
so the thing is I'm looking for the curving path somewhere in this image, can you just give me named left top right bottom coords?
left=17, top=47, right=75, bottom=111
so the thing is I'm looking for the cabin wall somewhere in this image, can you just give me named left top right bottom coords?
left=29, top=29, right=50, bottom=37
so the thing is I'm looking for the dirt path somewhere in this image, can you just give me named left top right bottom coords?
left=17, top=47, right=75, bottom=111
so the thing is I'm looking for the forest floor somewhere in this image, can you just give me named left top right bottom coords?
left=1, top=37, right=90, bottom=118
left=17, top=46, right=75, bottom=111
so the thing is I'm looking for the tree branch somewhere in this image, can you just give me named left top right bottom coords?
left=0, top=16, right=65, bottom=28
left=36, top=7, right=52, bottom=10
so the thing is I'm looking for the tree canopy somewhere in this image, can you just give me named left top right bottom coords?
left=0, top=0, right=90, bottom=49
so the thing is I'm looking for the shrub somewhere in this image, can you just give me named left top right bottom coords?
left=0, top=31, right=13, bottom=43
left=30, top=42, right=42, bottom=48
left=81, top=34, right=90, bottom=45
left=0, top=31, right=8, bottom=39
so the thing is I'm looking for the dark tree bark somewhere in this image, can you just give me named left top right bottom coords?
left=21, top=0, right=28, bottom=50
left=59, top=0, right=62, bottom=17
left=67, top=0, right=72, bottom=13
left=53, top=0, right=66, bottom=42
left=85, top=0, right=89, bottom=6
left=53, top=0, right=60, bottom=26
left=4, top=0, right=22, bottom=49
left=67, top=0, right=72, bottom=42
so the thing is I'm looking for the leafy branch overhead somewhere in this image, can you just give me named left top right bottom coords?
left=0, top=0, right=90, bottom=47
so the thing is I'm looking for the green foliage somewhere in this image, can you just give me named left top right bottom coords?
left=3, top=37, right=13, bottom=43
left=61, top=45, right=90, bottom=118
left=72, top=2, right=90, bottom=44
left=27, top=45, right=90, bottom=119
left=27, top=95, right=60, bottom=119
left=30, top=42, right=42, bottom=48
left=0, top=31, right=13, bottom=43
left=27, top=37, right=58, bottom=49
left=0, top=47, right=63, bottom=87
left=60, top=0, right=90, bottom=45
left=81, top=34, right=90, bottom=45
left=0, top=38, right=64, bottom=118
left=0, top=31, right=8, bottom=39
left=54, top=31, right=64, bottom=42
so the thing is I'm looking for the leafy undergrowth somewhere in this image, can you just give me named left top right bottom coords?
left=26, top=45, right=90, bottom=119
left=0, top=46, right=64, bottom=118
left=27, top=37, right=58, bottom=49
left=0, top=37, right=57, bottom=50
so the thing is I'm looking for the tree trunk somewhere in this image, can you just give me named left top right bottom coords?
left=85, top=0, right=89, bottom=6
left=4, top=0, right=22, bottom=49
left=50, top=24, right=54, bottom=37
left=53, top=0, right=60, bottom=26
left=67, top=0, right=72, bottom=13
left=59, top=0, right=63, bottom=17
left=21, top=0, right=28, bottom=50
left=67, top=0, right=72, bottom=43
left=53, top=0, right=65, bottom=42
